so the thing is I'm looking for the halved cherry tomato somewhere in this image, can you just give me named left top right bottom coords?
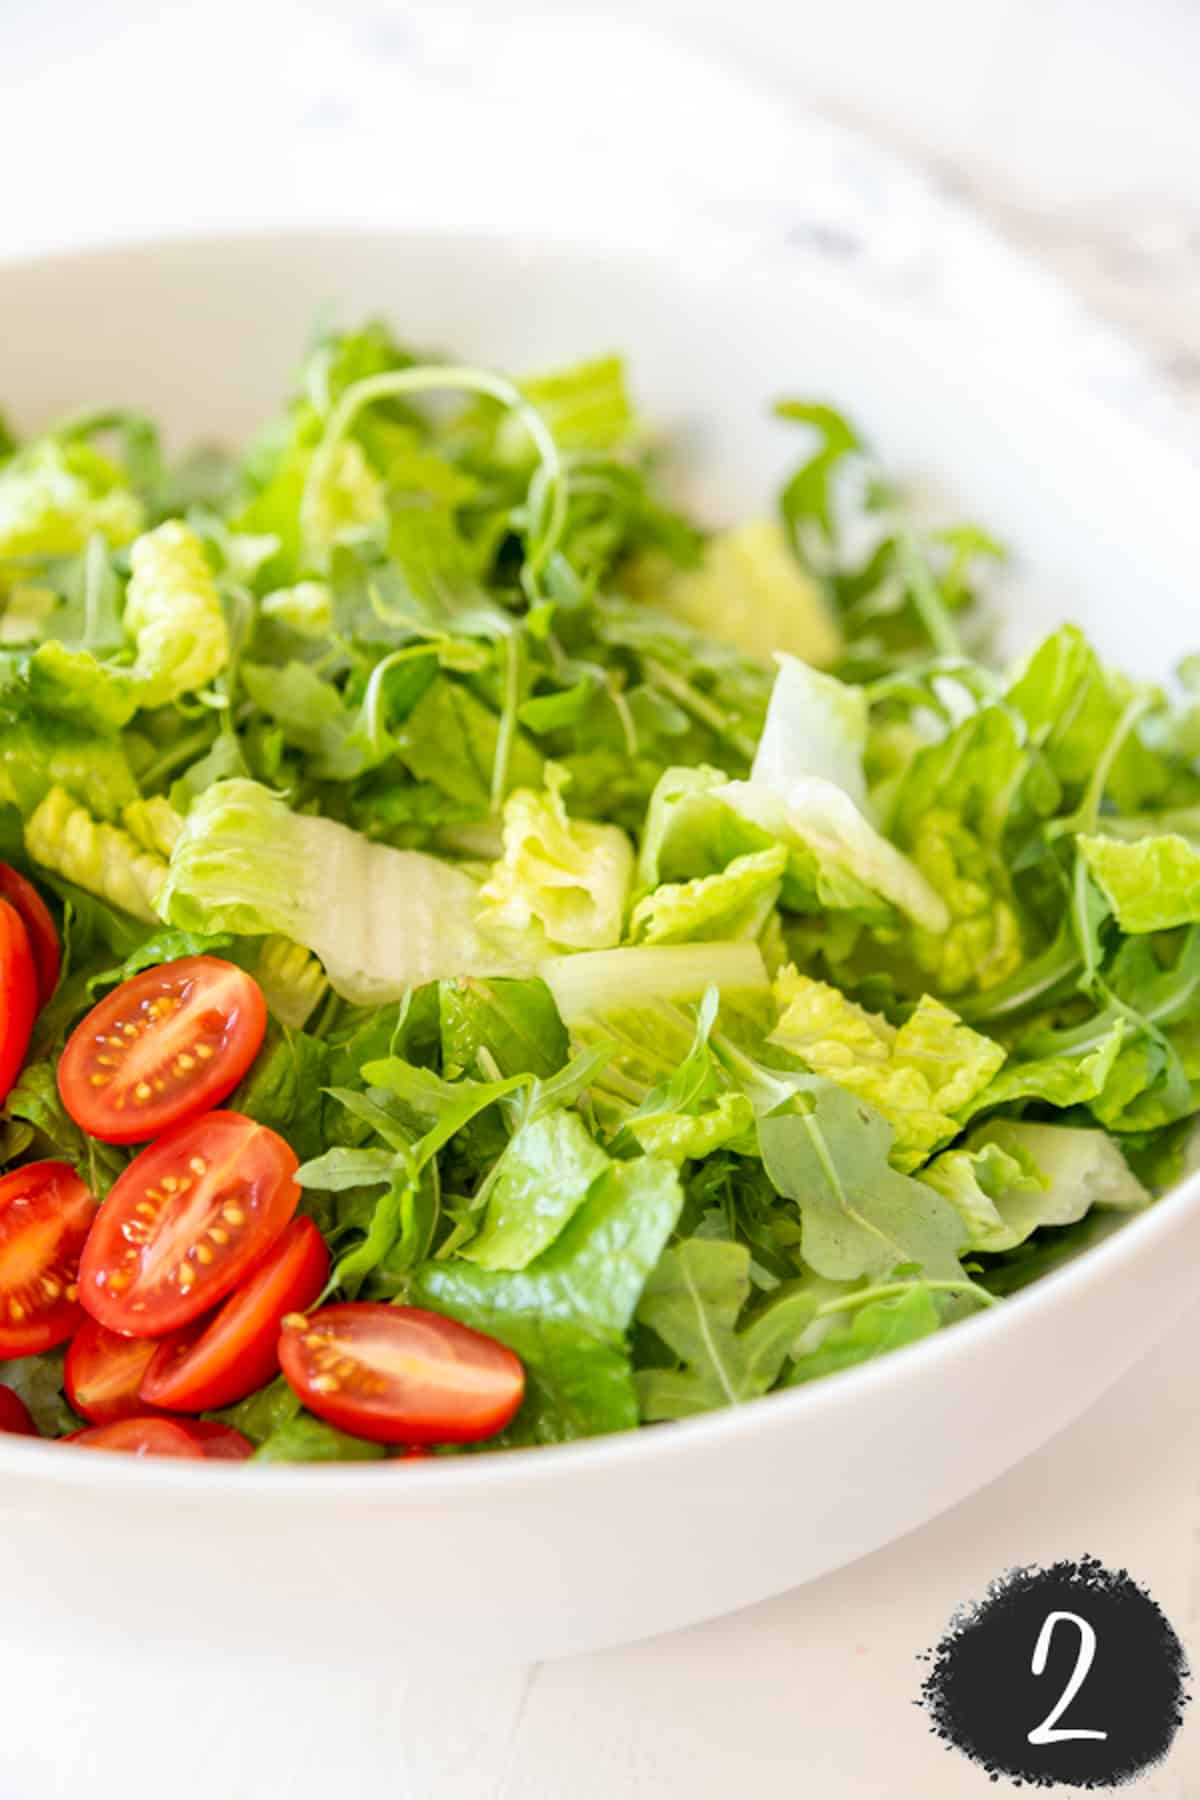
left=278, top=1304, right=525, bottom=1445
left=58, top=957, right=267, bottom=1145
left=0, top=1161, right=98, bottom=1356
left=174, top=1419, right=254, bottom=1460
left=141, top=1216, right=329, bottom=1412
left=0, top=1384, right=37, bottom=1436
left=0, top=864, right=60, bottom=1006
left=0, top=900, right=36, bottom=1104
left=65, top=1316, right=168, bottom=1426
left=69, top=1417, right=208, bottom=1458
left=79, top=1111, right=300, bottom=1337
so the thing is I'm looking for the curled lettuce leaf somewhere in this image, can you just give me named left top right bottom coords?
left=629, top=845, right=785, bottom=945
left=921, top=1119, right=1149, bottom=1252
left=25, top=787, right=166, bottom=922
left=124, top=521, right=229, bottom=708
left=769, top=969, right=1005, bottom=1170
left=254, top=936, right=329, bottom=1029
left=480, top=768, right=633, bottom=950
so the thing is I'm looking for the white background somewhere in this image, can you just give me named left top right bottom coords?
left=2, top=3, right=1199, bottom=1794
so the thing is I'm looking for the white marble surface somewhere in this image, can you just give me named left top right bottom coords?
left=1, top=4, right=1199, bottom=1794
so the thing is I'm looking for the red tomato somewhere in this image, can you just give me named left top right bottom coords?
left=65, top=1316, right=167, bottom=1425
left=0, top=1161, right=98, bottom=1356
left=140, top=1216, right=329, bottom=1412
left=0, top=1384, right=37, bottom=1436
left=0, top=864, right=60, bottom=1006
left=174, top=1419, right=254, bottom=1460
left=278, top=1304, right=525, bottom=1445
left=78, top=1111, right=300, bottom=1337
left=69, top=1417, right=208, bottom=1458
left=58, top=957, right=267, bottom=1145
left=0, top=899, right=36, bottom=1103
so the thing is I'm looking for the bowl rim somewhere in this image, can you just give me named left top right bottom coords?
left=1, top=223, right=1197, bottom=1498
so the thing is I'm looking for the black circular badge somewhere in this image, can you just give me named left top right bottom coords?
left=919, top=1558, right=1190, bottom=1788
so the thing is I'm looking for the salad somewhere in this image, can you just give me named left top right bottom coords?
left=0, top=321, right=1196, bottom=1464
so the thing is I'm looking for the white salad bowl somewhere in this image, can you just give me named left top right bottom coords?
left=0, top=230, right=1198, bottom=1669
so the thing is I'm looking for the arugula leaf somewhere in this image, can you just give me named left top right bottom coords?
left=786, top=1283, right=940, bottom=1384
left=4, top=1062, right=128, bottom=1195
left=636, top=1238, right=816, bottom=1419
left=757, top=1080, right=967, bottom=1282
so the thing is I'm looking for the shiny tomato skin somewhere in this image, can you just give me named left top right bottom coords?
left=140, top=1217, right=329, bottom=1412
left=0, top=900, right=37, bottom=1104
left=65, top=1316, right=169, bottom=1426
left=69, top=1417, right=208, bottom=1458
left=278, top=1304, right=525, bottom=1446
left=0, top=865, right=60, bottom=1007
left=0, top=1384, right=37, bottom=1436
left=0, top=1160, right=98, bottom=1356
left=174, top=1419, right=254, bottom=1460
left=58, top=957, right=267, bottom=1145
left=78, top=1111, right=300, bottom=1337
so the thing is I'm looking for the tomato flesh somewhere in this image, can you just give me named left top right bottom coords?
left=58, top=957, right=267, bottom=1145
left=141, top=1216, right=329, bottom=1412
left=69, top=1417, right=208, bottom=1458
left=278, top=1304, right=525, bottom=1445
left=0, top=899, right=37, bottom=1104
left=78, top=1111, right=300, bottom=1336
left=65, top=1316, right=168, bottom=1426
left=0, top=1160, right=98, bottom=1356
left=0, top=1384, right=37, bottom=1436
left=174, top=1419, right=254, bottom=1460
left=0, top=864, right=60, bottom=1006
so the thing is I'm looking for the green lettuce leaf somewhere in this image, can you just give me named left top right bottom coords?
left=461, top=1109, right=611, bottom=1271
left=413, top=1156, right=683, bottom=1439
